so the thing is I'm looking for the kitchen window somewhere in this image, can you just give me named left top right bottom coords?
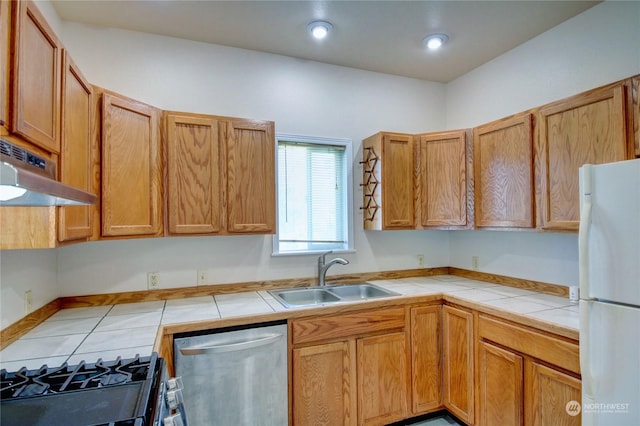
left=273, top=134, right=353, bottom=255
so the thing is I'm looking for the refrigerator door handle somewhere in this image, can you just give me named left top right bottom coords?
left=579, top=164, right=593, bottom=298
left=579, top=301, right=594, bottom=398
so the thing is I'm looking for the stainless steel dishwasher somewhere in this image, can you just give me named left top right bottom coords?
left=174, top=322, right=287, bottom=426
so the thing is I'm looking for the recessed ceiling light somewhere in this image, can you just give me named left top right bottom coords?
left=308, top=20, right=333, bottom=40
left=423, top=33, right=449, bottom=50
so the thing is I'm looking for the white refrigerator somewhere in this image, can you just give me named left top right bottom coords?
left=579, top=158, right=640, bottom=426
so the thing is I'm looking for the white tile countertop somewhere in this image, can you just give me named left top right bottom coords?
left=0, top=275, right=579, bottom=371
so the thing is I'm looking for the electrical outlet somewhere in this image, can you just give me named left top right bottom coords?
left=417, top=254, right=424, bottom=268
left=24, top=290, right=32, bottom=314
left=197, top=269, right=208, bottom=286
left=147, top=272, right=160, bottom=290
left=472, top=256, right=480, bottom=271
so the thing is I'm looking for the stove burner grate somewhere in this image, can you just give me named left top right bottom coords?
left=0, top=354, right=155, bottom=399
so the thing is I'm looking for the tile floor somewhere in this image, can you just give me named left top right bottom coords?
left=405, top=413, right=463, bottom=425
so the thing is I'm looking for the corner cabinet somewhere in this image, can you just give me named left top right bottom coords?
left=101, top=91, right=162, bottom=238
left=442, top=305, right=474, bottom=424
left=474, top=112, right=534, bottom=228
left=415, top=130, right=471, bottom=229
left=362, top=132, right=414, bottom=230
left=291, top=308, right=409, bottom=426
left=537, top=82, right=630, bottom=231
left=410, top=305, right=442, bottom=415
left=11, top=0, right=62, bottom=153
left=224, top=118, right=276, bottom=234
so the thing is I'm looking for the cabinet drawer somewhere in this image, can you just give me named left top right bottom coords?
left=478, top=315, right=579, bottom=374
left=291, top=308, right=406, bottom=345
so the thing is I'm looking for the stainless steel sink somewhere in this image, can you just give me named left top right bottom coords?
left=269, top=288, right=341, bottom=308
left=269, top=283, right=399, bottom=308
left=326, top=283, right=392, bottom=300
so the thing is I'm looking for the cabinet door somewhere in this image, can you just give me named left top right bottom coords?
left=0, top=0, right=10, bottom=133
left=478, top=341, right=524, bottom=426
left=474, top=113, right=534, bottom=228
left=417, top=130, right=468, bottom=227
left=357, top=332, right=408, bottom=425
left=12, top=0, right=61, bottom=153
left=442, top=305, right=474, bottom=424
left=525, top=361, right=581, bottom=426
left=633, top=76, right=640, bottom=157
left=166, top=113, right=221, bottom=234
left=292, top=341, right=357, bottom=426
left=538, top=84, right=628, bottom=230
left=225, top=119, right=275, bottom=233
left=382, top=133, right=415, bottom=229
left=58, top=52, right=93, bottom=242
left=101, top=92, right=162, bottom=237
left=410, top=305, right=442, bottom=414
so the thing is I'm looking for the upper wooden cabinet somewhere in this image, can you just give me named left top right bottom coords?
left=474, top=112, right=534, bottom=228
left=224, top=118, right=276, bottom=234
left=101, top=91, right=162, bottom=238
left=11, top=0, right=62, bottom=153
left=416, top=130, right=471, bottom=229
left=537, top=83, right=630, bottom=231
left=57, top=52, right=93, bottom=243
left=0, top=0, right=10, bottom=134
left=165, top=113, right=275, bottom=236
left=362, top=132, right=415, bottom=230
left=165, top=112, right=222, bottom=235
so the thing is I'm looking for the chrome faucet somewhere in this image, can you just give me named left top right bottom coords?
left=317, top=251, right=349, bottom=286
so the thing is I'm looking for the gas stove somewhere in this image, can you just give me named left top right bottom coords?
left=0, top=353, right=187, bottom=426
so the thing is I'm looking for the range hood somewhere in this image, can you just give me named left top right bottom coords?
left=0, top=139, right=97, bottom=206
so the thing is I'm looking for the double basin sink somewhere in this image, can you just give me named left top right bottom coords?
left=268, top=283, right=399, bottom=309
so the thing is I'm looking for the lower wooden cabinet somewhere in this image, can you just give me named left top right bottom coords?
left=410, top=305, right=442, bottom=414
left=292, top=341, right=357, bottom=426
left=442, top=305, right=474, bottom=424
left=477, top=314, right=581, bottom=426
left=357, top=332, right=408, bottom=425
left=478, top=340, right=524, bottom=425
left=525, top=361, right=581, bottom=426
left=289, top=305, right=581, bottom=426
left=290, top=308, right=409, bottom=426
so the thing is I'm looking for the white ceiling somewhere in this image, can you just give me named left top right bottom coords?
left=51, top=0, right=600, bottom=83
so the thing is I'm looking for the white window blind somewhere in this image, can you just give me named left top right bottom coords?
left=274, top=135, right=352, bottom=255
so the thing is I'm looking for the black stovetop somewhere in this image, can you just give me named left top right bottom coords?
left=0, top=353, right=162, bottom=426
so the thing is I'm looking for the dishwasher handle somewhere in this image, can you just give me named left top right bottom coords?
left=178, top=333, right=283, bottom=355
